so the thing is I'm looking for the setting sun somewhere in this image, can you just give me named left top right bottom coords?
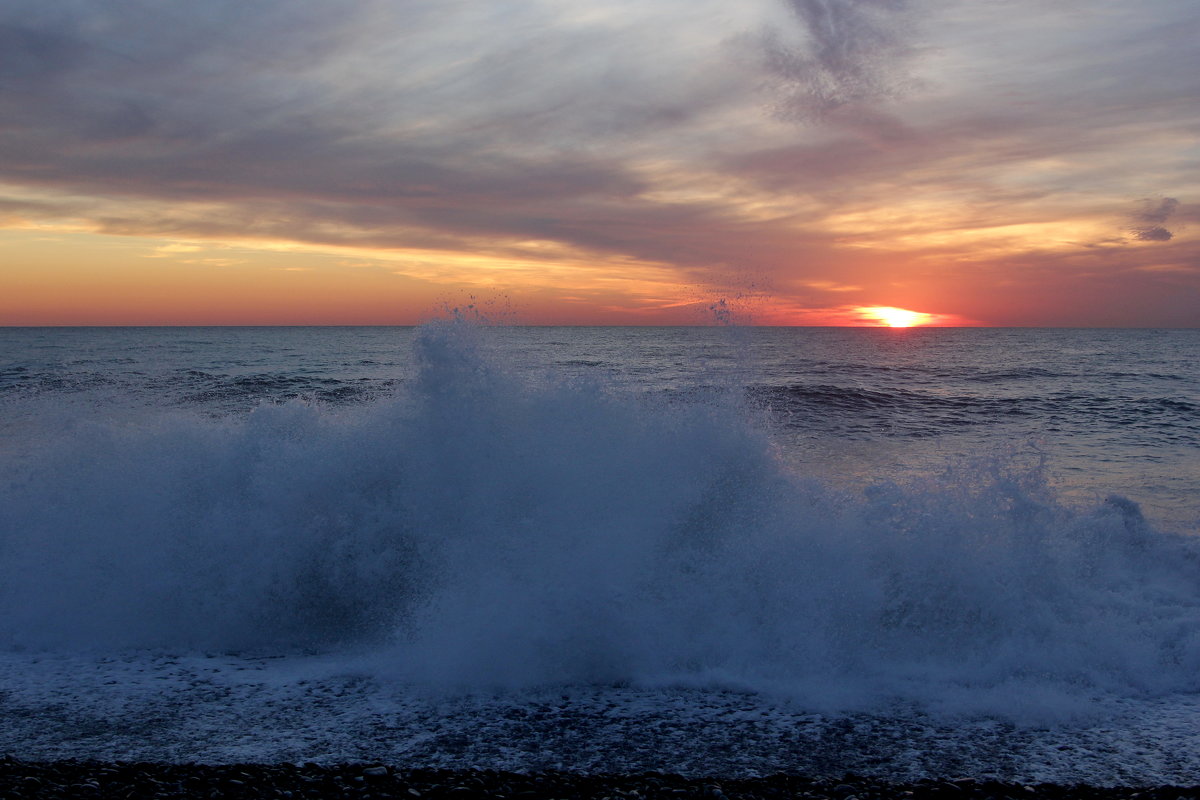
left=858, top=306, right=933, bottom=327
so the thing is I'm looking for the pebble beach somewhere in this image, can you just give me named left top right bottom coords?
left=4, top=760, right=1199, bottom=800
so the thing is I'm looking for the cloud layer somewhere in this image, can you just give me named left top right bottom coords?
left=1, top=0, right=1197, bottom=324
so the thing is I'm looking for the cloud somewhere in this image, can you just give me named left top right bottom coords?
left=1130, top=197, right=1180, bottom=242
left=1132, top=226, right=1173, bottom=242
left=1137, top=197, right=1180, bottom=224
left=760, top=0, right=920, bottom=119
left=0, top=1, right=760, bottom=263
left=1, top=0, right=1198, bottom=325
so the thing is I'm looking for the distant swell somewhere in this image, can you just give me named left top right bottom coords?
left=754, top=383, right=1199, bottom=443
left=2, top=320, right=1199, bottom=720
left=0, top=367, right=395, bottom=410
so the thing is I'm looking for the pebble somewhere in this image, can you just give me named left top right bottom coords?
left=0, top=757, right=1196, bottom=799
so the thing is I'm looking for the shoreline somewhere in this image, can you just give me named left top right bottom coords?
left=2, top=759, right=1197, bottom=799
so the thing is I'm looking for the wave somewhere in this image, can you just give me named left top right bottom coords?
left=1, top=319, right=1199, bottom=719
left=0, top=367, right=395, bottom=410
left=763, top=362, right=1190, bottom=386
left=754, top=383, right=1199, bottom=443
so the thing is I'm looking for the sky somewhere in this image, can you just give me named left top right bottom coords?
left=1, top=0, right=1198, bottom=326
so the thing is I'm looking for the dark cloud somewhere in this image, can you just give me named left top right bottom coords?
left=1132, top=226, right=1173, bottom=242
left=762, top=0, right=919, bottom=119
left=1130, top=197, right=1180, bottom=242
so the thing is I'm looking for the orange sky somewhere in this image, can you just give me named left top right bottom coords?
left=1, top=1, right=1197, bottom=326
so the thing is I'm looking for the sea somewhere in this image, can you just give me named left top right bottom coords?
left=1, top=322, right=1198, bottom=784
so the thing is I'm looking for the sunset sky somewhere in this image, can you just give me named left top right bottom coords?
left=1, top=0, right=1197, bottom=326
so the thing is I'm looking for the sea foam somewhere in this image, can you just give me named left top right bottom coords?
left=1, top=319, right=1198, bottom=718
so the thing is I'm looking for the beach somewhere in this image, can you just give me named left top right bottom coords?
left=4, top=760, right=1199, bottom=800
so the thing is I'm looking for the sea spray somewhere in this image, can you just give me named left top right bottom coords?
left=1, top=319, right=1199, bottom=717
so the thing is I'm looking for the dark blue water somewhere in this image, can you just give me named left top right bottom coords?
left=3, top=325, right=1196, bottom=527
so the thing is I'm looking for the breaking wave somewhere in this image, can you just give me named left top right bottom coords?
left=1, top=319, right=1199, bottom=718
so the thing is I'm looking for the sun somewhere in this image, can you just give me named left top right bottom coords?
left=858, top=306, right=932, bottom=327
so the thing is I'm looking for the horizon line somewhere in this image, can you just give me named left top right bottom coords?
left=3, top=323, right=1196, bottom=330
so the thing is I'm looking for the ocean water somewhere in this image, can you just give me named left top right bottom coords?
left=1, top=322, right=1199, bottom=782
